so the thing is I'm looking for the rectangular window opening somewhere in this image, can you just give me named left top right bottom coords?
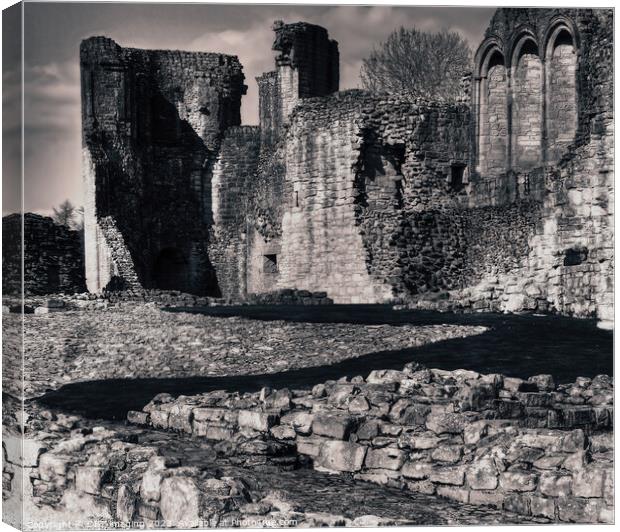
left=264, top=254, right=278, bottom=274
left=450, top=164, right=466, bottom=192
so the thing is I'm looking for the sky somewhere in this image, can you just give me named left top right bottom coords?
left=3, top=1, right=495, bottom=215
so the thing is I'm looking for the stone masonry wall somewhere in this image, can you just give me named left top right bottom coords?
left=78, top=10, right=612, bottom=322
left=131, top=364, right=613, bottom=524
left=277, top=91, right=471, bottom=303
left=455, top=8, right=614, bottom=323
left=210, top=126, right=261, bottom=300
left=81, top=36, right=246, bottom=296
left=2, top=214, right=86, bottom=296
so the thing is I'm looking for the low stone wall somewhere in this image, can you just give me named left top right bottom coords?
left=130, top=364, right=614, bottom=523
left=3, top=400, right=411, bottom=528
left=2, top=213, right=86, bottom=296
left=246, top=289, right=333, bottom=305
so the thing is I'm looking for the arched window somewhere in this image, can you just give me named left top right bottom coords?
left=512, top=37, right=543, bottom=171
left=476, top=44, right=508, bottom=176
left=545, top=26, right=577, bottom=163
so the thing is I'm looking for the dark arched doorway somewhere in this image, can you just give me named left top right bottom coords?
left=153, top=248, right=190, bottom=292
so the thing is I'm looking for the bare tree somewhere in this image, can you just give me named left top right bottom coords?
left=360, top=27, right=472, bottom=101
left=74, top=206, right=85, bottom=233
left=52, top=199, right=76, bottom=228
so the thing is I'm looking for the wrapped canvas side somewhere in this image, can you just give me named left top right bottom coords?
left=2, top=2, right=25, bottom=530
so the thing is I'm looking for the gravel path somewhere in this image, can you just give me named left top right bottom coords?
left=3, top=304, right=485, bottom=399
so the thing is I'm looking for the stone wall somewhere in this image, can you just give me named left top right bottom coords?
left=81, top=36, right=246, bottom=296
left=130, top=363, right=614, bottom=523
left=209, top=126, right=261, bottom=300
left=78, top=10, right=613, bottom=323
left=276, top=92, right=471, bottom=303
left=457, top=8, right=614, bottom=323
left=2, top=213, right=86, bottom=296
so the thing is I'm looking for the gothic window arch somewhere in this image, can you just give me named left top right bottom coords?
left=475, top=40, right=508, bottom=176
left=511, top=34, right=543, bottom=171
left=544, top=22, right=578, bottom=163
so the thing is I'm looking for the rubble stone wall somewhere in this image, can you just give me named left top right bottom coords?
left=210, top=126, right=261, bottom=300
left=76, top=9, right=613, bottom=322
left=2, top=214, right=86, bottom=296
left=80, top=36, right=246, bottom=296
left=129, top=364, right=614, bottom=523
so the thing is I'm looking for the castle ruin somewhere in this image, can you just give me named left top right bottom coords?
left=80, top=8, right=614, bottom=324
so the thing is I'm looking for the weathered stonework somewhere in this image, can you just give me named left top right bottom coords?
left=128, top=364, right=613, bottom=523
left=80, top=9, right=613, bottom=323
left=2, top=214, right=86, bottom=296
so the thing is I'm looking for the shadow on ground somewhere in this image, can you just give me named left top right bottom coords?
left=36, top=305, right=612, bottom=420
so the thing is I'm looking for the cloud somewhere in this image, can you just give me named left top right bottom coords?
left=187, top=20, right=279, bottom=124
left=14, top=4, right=493, bottom=215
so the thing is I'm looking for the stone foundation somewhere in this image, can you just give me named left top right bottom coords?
left=130, top=364, right=613, bottom=523
left=2, top=213, right=86, bottom=296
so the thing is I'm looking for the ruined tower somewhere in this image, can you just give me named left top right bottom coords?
left=256, top=21, right=339, bottom=146
left=80, top=37, right=246, bottom=294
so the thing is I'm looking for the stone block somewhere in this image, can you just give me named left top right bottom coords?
left=528, top=374, right=555, bottom=392
left=499, top=471, right=538, bottom=492
left=348, top=395, right=371, bottom=413
left=160, top=476, right=200, bottom=526
left=515, top=431, right=563, bottom=451
left=281, top=411, right=314, bottom=435
left=401, top=461, right=432, bottom=480
left=193, top=422, right=234, bottom=440
left=503, top=377, right=538, bottom=393
left=469, top=490, right=503, bottom=508
left=311, top=413, right=354, bottom=440
left=463, top=420, right=489, bottom=445
left=296, top=436, right=326, bottom=458
left=126, top=446, right=158, bottom=463
left=364, top=447, right=405, bottom=471
left=315, top=441, right=367, bottom=473
left=270, top=425, right=296, bottom=440
left=436, top=486, right=469, bottom=504
left=561, top=429, right=586, bottom=452
left=150, top=409, right=170, bottom=430
left=406, top=480, right=436, bottom=495
left=356, top=419, right=380, bottom=440
left=355, top=468, right=402, bottom=486
left=168, top=404, right=194, bottom=433
left=38, top=454, right=71, bottom=482
left=532, top=455, right=565, bottom=470
left=22, top=439, right=47, bottom=467
left=193, top=407, right=238, bottom=424
left=407, top=433, right=442, bottom=450
left=603, top=469, right=613, bottom=505
left=366, top=369, right=406, bottom=384
left=503, top=493, right=531, bottom=516
left=140, top=456, right=168, bottom=502
left=455, top=382, right=497, bottom=411
left=425, top=413, right=468, bottom=435
left=530, top=495, right=556, bottom=519
left=562, top=450, right=588, bottom=471
left=539, top=472, right=572, bottom=497
left=572, top=466, right=605, bottom=498
left=116, top=485, right=137, bottom=522
left=127, top=411, right=150, bottom=425
left=389, top=399, right=430, bottom=426
left=431, top=445, right=463, bottom=464
left=598, top=505, right=614, bottom=524
left=466, top=459, right=498, bottom=490
left=238, top=410, right=279, bottom=432
left=75, top=466, right=107, bottom=495
left=429, top=466, right=465, bottom=486
left=557, top=496, right=601, bottom=523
